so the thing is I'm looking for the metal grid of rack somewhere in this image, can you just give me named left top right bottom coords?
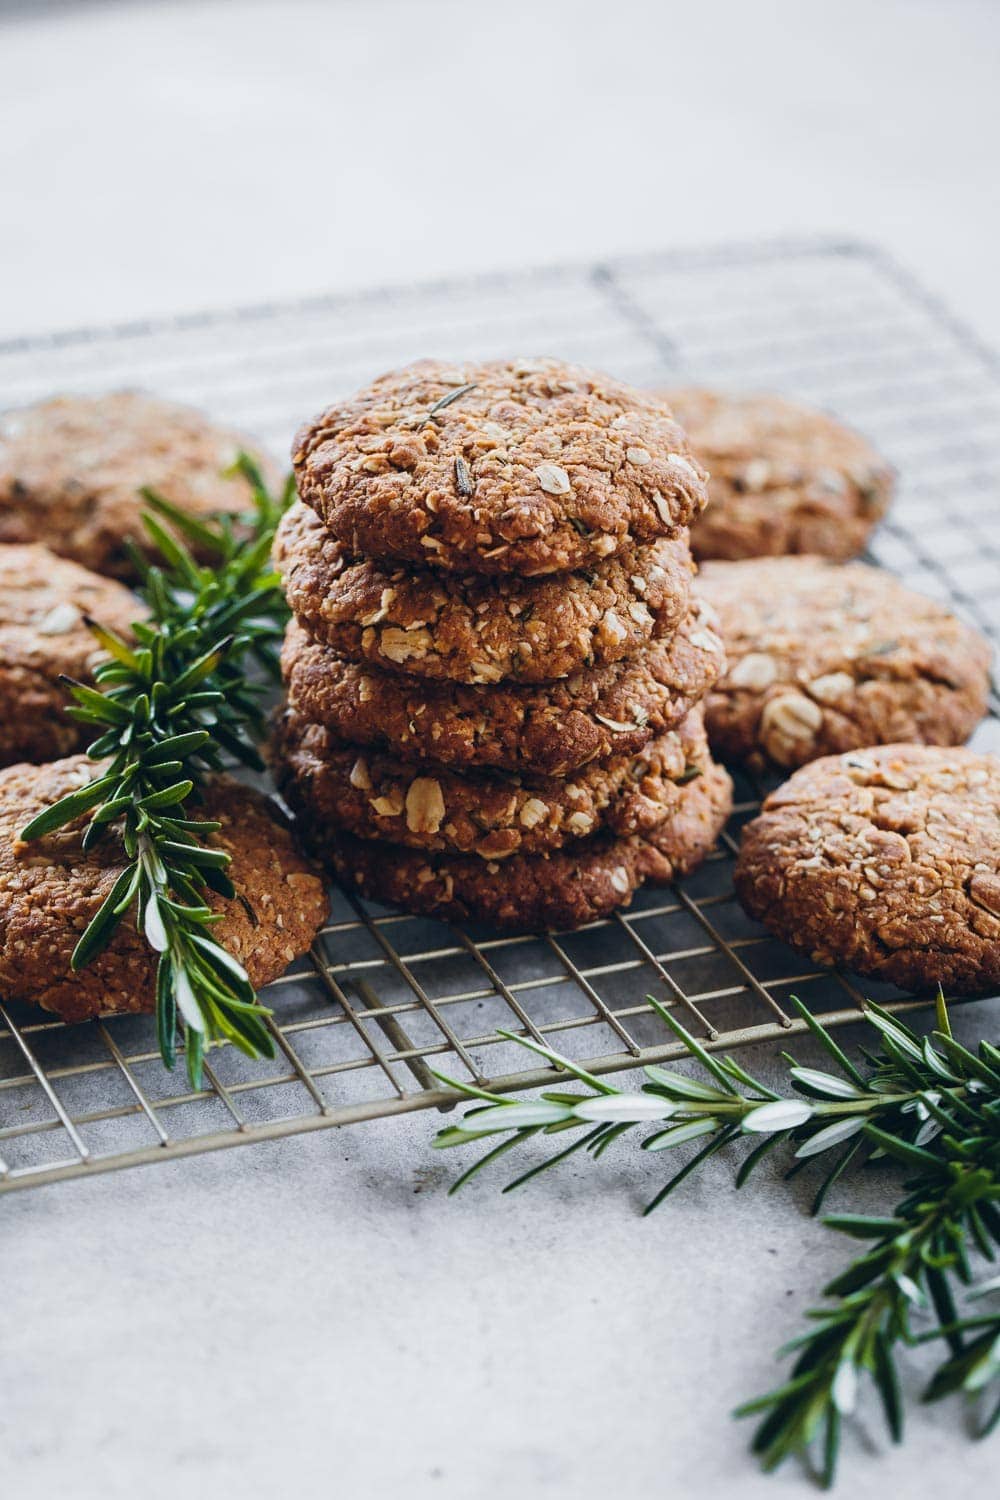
left=0, top=237, right=997, bottom=1194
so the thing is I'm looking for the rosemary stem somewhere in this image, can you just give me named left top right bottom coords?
left=675, top=1089, right=967, bottom=1124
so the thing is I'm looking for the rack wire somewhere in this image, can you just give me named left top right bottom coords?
left=1, top=236, right=997, bottom=1194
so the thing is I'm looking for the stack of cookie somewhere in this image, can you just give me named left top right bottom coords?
left=273, top=359, right=733, bottom=930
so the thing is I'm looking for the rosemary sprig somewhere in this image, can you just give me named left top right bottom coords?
left=431, top=994, right=1000, bottom=1485
left=19, top=455, right=294, bottom=1088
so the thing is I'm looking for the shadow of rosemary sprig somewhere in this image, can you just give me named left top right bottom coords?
left=19, top=454, right=293, bottom=1089
left=431, top=993, right=1000, bottom=1486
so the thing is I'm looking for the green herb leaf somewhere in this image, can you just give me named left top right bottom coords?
left=23, top=456, right=293, bottom=1087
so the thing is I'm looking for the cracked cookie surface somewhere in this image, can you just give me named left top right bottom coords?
left=274, top=707, right=711, bottom=860
left=293, top=359, right=707, bottom=577
left=735, top=745, right=1000, bottom=996
left=0, top=758, right=328, bottom=1023
left=0, top=543, right=141, bottom=765
left=662, top=389, right=894, bottom=562
left=697, top=557, right=991, bottom=769
left=275, top=500, right=693, bottom=685
left=311, top=758, right=732, bottom=931
left=280, top=605, right=724, bottom=775
left=0, top=391, right=281, bottom=579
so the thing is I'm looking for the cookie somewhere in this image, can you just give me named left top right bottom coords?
left=274, top=500, right=693, bottom=685
left=0, top=757, right=328, bottom=1024
left=280, top=605, right=725, bottom=776
left=293, top=358, right=707, bottom=577
left=697, top=556, right=991, bottom=770
left=274, top=707, right=710, bottom=860
left=735, top=745, right=1000, bottom=996
left=313, top=759, right=733, bottom=931
left=662, top=389, right=894, bottom=562
left=0, top=543, right=140, bottom=766
left=0, top=391, right=282, bottom=579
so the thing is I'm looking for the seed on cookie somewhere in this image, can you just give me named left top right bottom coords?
left=735, top=745, right=1000, bottom=996
left=292, top=359, right=708, bottom=577
left=274, top=500, right=694, bottom=685
left=727, top=652, right=777, bottom=692
left=697, top=555, right=991, bottom=770
left=0, top=391, right=281, bottom=580
left=0, top=543, right=141, bottom=767
left=660, top=388, right=895, bottom=562
left=758, top=691, right=824, bottom=761
left=0, top=758, right=328, bottom=1023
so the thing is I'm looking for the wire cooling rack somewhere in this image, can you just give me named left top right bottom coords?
left=1, top=237, right=998, bottom=1194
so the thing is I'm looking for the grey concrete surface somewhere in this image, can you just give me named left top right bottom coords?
left=4, top=1008, right=1000, bottom=1500
left=1, top=3, right=998, bottom=1497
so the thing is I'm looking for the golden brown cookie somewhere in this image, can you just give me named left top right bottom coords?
left=0, top=757, right=328, bottom=1023
left=312, top=758, right=733, bottom=931
left=279, top=605, right=724, bottom=776
left=0, top=391, right=281, bottom=579
left=662, top=389, right=894, bottom=561
left=293, top=359, right=707, bottom=577
left=698, top=556, right=991, bottom=770
left=275, top=499, right=694, bottom=684
left=735, top=745, right=1000, bottom=996
left=273, top=707, right=710, bottom=860
left=0, top=543, right=140, bottom=766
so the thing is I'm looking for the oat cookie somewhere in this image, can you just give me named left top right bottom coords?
left=293, top=359, right=707, bottom=577
left=0, top=391, right=282, bottom=579
left=313, top=759, right=733, bottom=931
left=0, top=543, right=140, bottom=766
left=735, top=745, right=1000, bottom=996
left=274, top=708, right=710, bottom=860
left=275, top=501, right=693, bottom=685
left=280, top=605, right=724, bottom=776
left=663, top=389, right=894, bottom=562
left=0, top=758, right=328, bottom=1024
left=698, top=556, right=991, bottom=770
